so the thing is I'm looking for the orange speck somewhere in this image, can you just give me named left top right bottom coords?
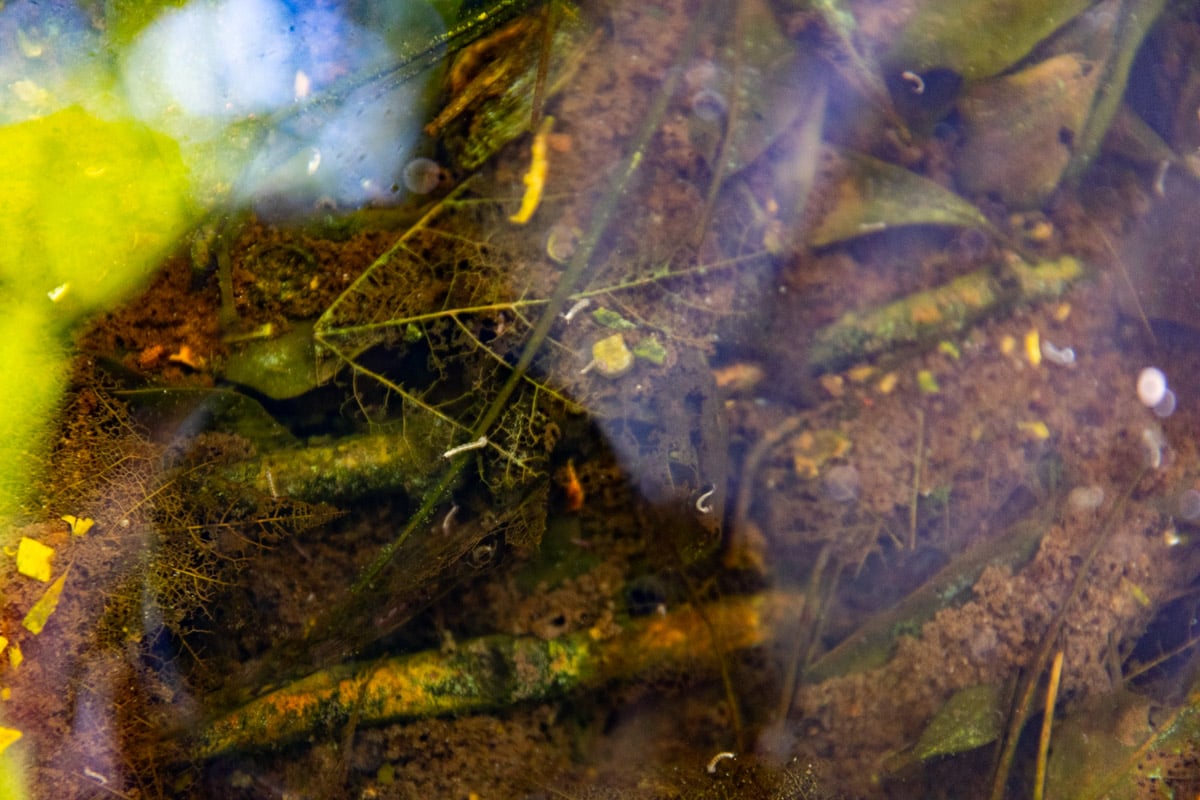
left=562, top=460, right=584, bottom=512
left=138, top=343, right=166, bottom=369
left=168, top=345, right=205, bottom=370
left=910, top=301, right=942, bottom=325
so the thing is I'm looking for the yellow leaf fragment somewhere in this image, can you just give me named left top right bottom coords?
left=8, top=643, right=22, bottom=669
left=509, top=116, right=554, bottom=224
left=61, top=514, right=94, bottom=536
left=937, top=340, right=961, bottom=360
left=1018, top=420, right=1050, bottom=440
left=0, top=636, right=6, bottom=656
left=22, top=569, right=68, bottom=635
left=917, top=369, right=940, bottom=393
left=1025, top=329, right=1041, bottom=367
left=0, top=727, right=21, bottom=755
left=15, top=537, right=54, bottom=582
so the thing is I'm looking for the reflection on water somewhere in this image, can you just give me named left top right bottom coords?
left=3, top=0, right=1200, bottom=798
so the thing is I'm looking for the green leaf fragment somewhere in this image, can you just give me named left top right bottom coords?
left=632, top=336, right=667, bottom=365
left=591, top=308, right=637, bottom=330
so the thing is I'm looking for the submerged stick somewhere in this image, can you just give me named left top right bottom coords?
left=192, top=590, right=801, bottom=759
left=806, top=254, right=1083, bottom=375
left=1033, top=650, right=1064, bottom=800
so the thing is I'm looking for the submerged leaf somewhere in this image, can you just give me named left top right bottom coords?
left=1066, top=0, right=1169, bottom=182
left=956, top=53, right=1102, bottom=208
left=807, top=148, right=996, bottom=247
left=884, top=0, right=1092, bottom=81
left=911, top=683, right=1005, bottom=762
left=222, top=321, right=320, bottom=400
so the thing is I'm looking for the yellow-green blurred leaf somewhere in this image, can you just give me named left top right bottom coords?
left=0, top=106, right=195, bottom=319
left=15, top=538, right=54, bottom=583
left=0, top=728, right=21, bottom=755
left=0, top=107, right=195, bottom=526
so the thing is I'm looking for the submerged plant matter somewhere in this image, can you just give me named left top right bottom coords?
left=7, top=0, right=1200, bottom=797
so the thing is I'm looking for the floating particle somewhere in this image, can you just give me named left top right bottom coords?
left=1153, top=388, right=1177, bottom=418
left=823, top=464, right=861, bottom=503
left=1018, top=420, right=1050, bottom=440
left=1067, top=485, right=1105, bottom=512
left=1142, top=426, right=1167, bottom=469
left=917, top=369, right=940, bottom=393
left=1024, top=329, right=1041, bottom=366
left=402, top=157, right=441, bottom=194
left=1137, top=367, right=1168, bottom=408
left=1041, top=341, right=1075, bottom=366
left=1179, top=489, right=1200, bottom=521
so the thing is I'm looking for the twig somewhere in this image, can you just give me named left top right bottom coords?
left=1033, top=650, right=1064, bottom=800
left=909, top=409, right=924, bottom=550
left=192, top=590, right=803, bottom=759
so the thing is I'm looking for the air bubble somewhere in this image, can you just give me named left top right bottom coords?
left=1153, top=388, right=1177, bottom=418
left=690, top=88, right=728, bottom=122
left=822, top=464, right=861, bottom=503
left=1179, top=489, right=1200, bottom=521
left=1137, top=367, right=1167, bottom=408
left=402, top=157, right=441, bottom=194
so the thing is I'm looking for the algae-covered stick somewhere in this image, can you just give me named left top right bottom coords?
left=806, top=254, right=1083, bottom=374
left=221, top=427, right=451, bottom=505
left=192, top=590, right=801, bottom=759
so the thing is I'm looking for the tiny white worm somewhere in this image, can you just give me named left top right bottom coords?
left=442, top=436, right=488, bottom=459
left=83, top=767, right=108, bottom=786
left=706, top=752, right=736, bottom=774
left=442, top=504, right=460, bottom=535
left=900, top=70, right=925, bottom=94
left=562, top=298, right=591, bottom=323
